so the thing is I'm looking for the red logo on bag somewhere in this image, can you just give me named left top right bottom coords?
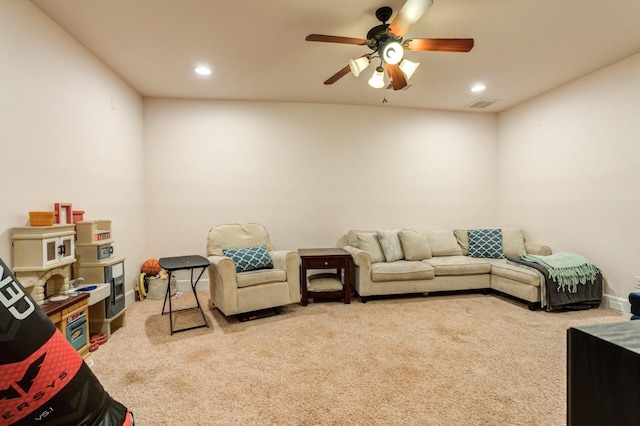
left=0, top=331, right=83, bottom=424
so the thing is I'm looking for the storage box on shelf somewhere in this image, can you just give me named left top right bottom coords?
left=74, top=220, right=126, bottom=337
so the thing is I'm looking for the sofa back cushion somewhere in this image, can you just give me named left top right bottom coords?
left=398, top=229, right=432, bottom=260
left=346, top=229, right=373, bottom=248
left=376, top=229, right=404, bottom=262
left=356, top=233, right=386, bottom=263
left=453, top=229, right=469, bottom=255
left=207, top=223, right=273, bottom=256
left=425, top=229, right=463, bottom=256
left=502, top=228, right=526, bottom=257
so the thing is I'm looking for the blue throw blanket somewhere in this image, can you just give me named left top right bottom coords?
left=519, top=251, right=601, bottom=293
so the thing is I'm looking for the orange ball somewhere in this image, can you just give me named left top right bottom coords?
left=141, top=258, right=161, bottom=276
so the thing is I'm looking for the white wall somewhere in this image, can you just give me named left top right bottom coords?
left=143, top=99, right=498, bottom=257
left=498, top=52, right=640, bottom=299
left=9, top=0, right=638, bottom=304
left=0, top=1, right=146, bottom=292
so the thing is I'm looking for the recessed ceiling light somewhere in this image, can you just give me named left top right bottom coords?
left=194, top=66, right=212, bottom=76
left=471, top=83, right=486, bottom=92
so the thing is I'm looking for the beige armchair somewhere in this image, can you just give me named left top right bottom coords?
left=206, top=223, right=301, bottom=316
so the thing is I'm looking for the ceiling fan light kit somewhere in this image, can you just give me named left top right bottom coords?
left=368, top=66, right=386, bottom=89
left=399, top=59, right=420, bottom=80
left=381, top=40, right=404, bottom=65
left=305, top=0, right=473, bottom=92
left=349, top=56, right=371, bottom=77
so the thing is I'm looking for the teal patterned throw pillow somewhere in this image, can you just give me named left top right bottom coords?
left=468, top=229, right=504, bottom=259
left=223, top=244, right=273, bottom=273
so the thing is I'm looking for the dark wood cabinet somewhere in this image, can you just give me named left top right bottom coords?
left=298, top=248, right=352, bottom=305
left=567, top=320, right=640, bottom=425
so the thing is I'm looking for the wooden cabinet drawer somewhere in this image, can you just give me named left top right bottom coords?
left=306, top=257, right=347, bottom=269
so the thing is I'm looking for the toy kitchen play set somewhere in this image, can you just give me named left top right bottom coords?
left=12, top=217, right=126, bottom=357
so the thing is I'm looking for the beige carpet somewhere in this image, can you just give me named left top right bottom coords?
left=89, top=291, right=626, bottom=425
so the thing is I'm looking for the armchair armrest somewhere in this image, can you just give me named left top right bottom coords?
left=269, top=250, right=300, bottom=270
left=207, top=255, right=239, bottom=313
left=269, top=250, right=301, bottom=303
left=524, top=242, right=552, bottom=256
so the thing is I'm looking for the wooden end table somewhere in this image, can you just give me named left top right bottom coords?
left=298, top=248, right=352, bottom=306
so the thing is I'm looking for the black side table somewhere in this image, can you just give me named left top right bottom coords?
left=159, top=255, right=210, bottom=335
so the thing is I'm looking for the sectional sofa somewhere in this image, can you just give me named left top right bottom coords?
left=342, top=228, right=552, bottom=310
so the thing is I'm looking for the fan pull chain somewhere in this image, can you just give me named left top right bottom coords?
left=382, top=96, right=388, bottom=104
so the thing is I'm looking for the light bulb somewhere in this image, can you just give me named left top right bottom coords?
left=194, top=66, right=212, bottom=75
left=382, top=41, right=404, bottom=65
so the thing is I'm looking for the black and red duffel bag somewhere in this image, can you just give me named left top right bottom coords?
left=0, top=257, right=133, bottom=425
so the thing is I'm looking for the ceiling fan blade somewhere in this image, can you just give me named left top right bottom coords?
left=306, top=34, right=367, bottom=45
left=405, top=38, right=475, bottom=52
left=324, top=65, right=352, bottom=85
left=385, top=63, right=408, bottom=91
left=388, top=0, right=434, bottom=37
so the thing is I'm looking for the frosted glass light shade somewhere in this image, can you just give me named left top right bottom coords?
left=349, top=57, right=370, bottom=77
left=368, top=66, right=385, bottom=89
left=399, top=59, right=420, bottom=79
left=381, top=41, right=404, bottom=65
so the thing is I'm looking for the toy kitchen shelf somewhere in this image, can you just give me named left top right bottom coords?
left=73, top=220, right=126, bottom=338
left=75, top=220, right=113, bottom=262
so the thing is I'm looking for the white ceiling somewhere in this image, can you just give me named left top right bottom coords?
left=31, top=0, right=640, bottom=113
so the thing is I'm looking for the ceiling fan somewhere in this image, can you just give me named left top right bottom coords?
left=305, top=0, right=474, bottom=91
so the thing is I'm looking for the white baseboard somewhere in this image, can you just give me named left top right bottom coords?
left=602, top=294, right=630, bottom=315
left=125, top=289, right=136, bottom=306
left=124, top=280, right=208, bottom=307
left=129, top=282, right=628, bottom=316
left=176, top=278, right=209, bottom=292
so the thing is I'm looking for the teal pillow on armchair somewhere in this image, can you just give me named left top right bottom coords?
left=222, top=244, right=273, bottom=273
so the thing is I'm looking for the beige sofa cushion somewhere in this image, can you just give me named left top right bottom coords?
left=357, top=233, right=386, bottom=263
left=425, top=229, right=463, bottom=256
left=347, top=229, right=372, bottom=247
left=453, top=229, right=469, bottom=255
left=502, top=228, right=527, bottom=257
left=377, top=229, right=404, bottom=262
left=371, top=261, right=435, bottom=282
left=489, top=259, right=540, bottom=287
left=308, top=273, right=343, bottom=292
left=398, top=229, right=432, bottom=260
left=423, top=256, right=491, bottom=276
left=237, top=268, right=287, bottom=288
